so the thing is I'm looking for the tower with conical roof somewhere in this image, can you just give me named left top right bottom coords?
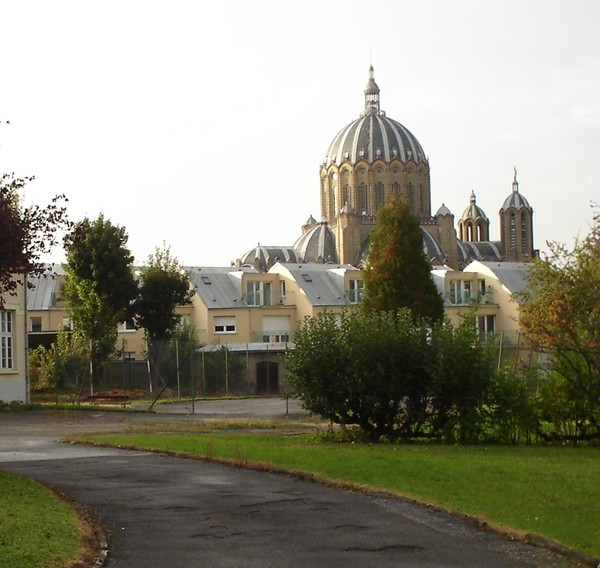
left=499, top=168, right=534, bottom=261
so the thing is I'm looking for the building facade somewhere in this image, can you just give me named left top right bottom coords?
left=0, top=277, right=28, bottom=403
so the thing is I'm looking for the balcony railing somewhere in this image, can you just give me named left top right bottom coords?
left=251, top=330, right=293, bottom=344
left=445, top=289, right=495, bottom=306
left=346, top=288, right=364, bottom=304
left=243, top=291, right=295, bottom=307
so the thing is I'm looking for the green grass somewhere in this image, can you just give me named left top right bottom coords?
left=0, top=471, right=83, bottom=568
left=79, top=431, right=600, bottom=559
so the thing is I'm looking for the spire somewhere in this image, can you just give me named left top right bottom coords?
left=364, top=65, right=380, bottom=115
left=470, top=190, right=477, bottom=204
left=512, top=166, right=519, bottom=193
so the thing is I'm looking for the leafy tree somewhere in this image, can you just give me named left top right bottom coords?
left=63, top=214, right=137, bottom=371
left=134, top=244, right=192, bottom=341
left=0, top=174, right=70, bottom=306
left=286, top=312, right=353, bottom=429
left=428, top=318, right=496, bottom=443
left=288, top=309, right=499, bottom=442
left=28, top=332, right=88, bottom=391
left=517, top=208, right=600, bottom=441
left=362, top=197, right=444, bottom=322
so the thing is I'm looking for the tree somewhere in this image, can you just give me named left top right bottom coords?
left=134, top=244, right=193, bottom=395
left=63, top=214, right=138, bottom=371
left=288, top=308, right=499, bottom=442
left=428, top=318, right=496, bottom=443
left=134, top=244, right=192, bottom=341
left=0, top=174, right=70, bottom=306
left=362, top=197, right=444, bottom=322
left=517, top=207, right=600, bottom=441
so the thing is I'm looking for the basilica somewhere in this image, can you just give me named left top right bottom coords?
left=238, top=66, right=535, bottom=272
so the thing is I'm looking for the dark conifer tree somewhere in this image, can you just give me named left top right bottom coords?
left=362, top=197, right=444, bottom=322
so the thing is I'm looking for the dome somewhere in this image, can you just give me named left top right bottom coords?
left=501, top=169, right=532, bottom=211
left=460, top=191, right=489, bottom=221
left=293, top=222, right=338, bottom=264
left=238, top=245, right=299, bottom=272
left=323, top=66, right=427, bottom=167
left=435, top=203, right=453, bottom=217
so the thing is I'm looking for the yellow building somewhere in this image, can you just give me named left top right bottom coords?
left=26, top=263, right=365, bottom=394
left=0, top=276, right=28, bottom=403
left=433, top=260, right=532, bottom=347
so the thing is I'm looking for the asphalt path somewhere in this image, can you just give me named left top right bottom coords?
left=0, top=405, right=582, bottom=568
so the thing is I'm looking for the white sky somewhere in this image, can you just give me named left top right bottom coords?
left=2, top=0, right=599, bottom=267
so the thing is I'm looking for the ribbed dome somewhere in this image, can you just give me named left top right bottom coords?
left=293, top=222, right=338, bottom=264
left=323, top=66, right=427, bottom=167
left=501, top=169, right=532, bottom=211
left=461, top=191, right=489, bottom=221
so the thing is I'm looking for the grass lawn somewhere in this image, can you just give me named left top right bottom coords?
left=78, top=431, right=600, bottom=559
left=0, top=471, right=88, bottom=568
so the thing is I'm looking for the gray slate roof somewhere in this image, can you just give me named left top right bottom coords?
left=282, top=263, right=356, bottom=307
left=188, top=266, right=258, bottom=310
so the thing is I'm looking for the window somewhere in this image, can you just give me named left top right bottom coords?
left=348, top=279, right=364, bottom=303
left=262, top=316, right=290, bottom=343
left=30, top=317, right=42, bottom=333
left=476, top=315, right=495, bottom=339
left=247, top=281, right=271, bottom=306
left=510, top=213, right=516, bottom=250
left=118, top=320, right=136, bottom=332
left=214, top=316, right=236, bottom=334
left=279, top=281, right=286, bottom=299
left=375, top=182, right=384, bottom=209
left=449, top=280, right=473, bottom=304
left=62, top=317, right=73, bottom=331
left=479, top=279, right=486, bottom=296
left=358, top=183, right=367, bottom=214
left=1, top=310, right=14, bottom=370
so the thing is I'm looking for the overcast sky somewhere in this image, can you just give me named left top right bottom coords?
left=2, top=1, right=599, bottom=267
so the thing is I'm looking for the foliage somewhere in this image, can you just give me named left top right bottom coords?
left=517, top=207, right=600, bottom=441
left=0, top=471, right=82, bottom=567
left=287, top=309, right=497, bottom=442
left=0, top=173, right=70, bottom=306
left=428, top=319, right=496, bottom=443
left=362, top=197, right=444, bottom=322
left=63, top=214, right=137, bottom=369
left=28, top=332, right=88, bottom=391
left=134, top=244, right=192, bottom=341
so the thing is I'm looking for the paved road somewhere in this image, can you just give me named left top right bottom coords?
left=0, top=407, right=581, bottom=568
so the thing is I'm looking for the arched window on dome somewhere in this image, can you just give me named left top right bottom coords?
left=408, top=182, right=414, bottom=211
left=521, top=212, right=527, bottom=255
left=332, top=186, right=337, bottom=217
left=467, top=223, right=473, bottom=242
left=392, top=181, right=400, bottom=196
left=358, top=183, right=367, bottom=215
left=342, top=184, right=350, bottom=208
left=375, top=182, right=384, bottom=209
